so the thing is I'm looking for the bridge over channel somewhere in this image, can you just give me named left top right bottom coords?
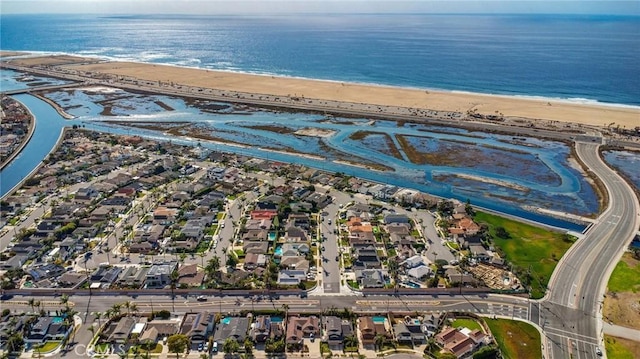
left=1, top=82, right=85, bottom=95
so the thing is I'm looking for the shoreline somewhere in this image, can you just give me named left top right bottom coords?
left=0, top=100, right=36, bottom=171
left=2, top=54, right=639, bottom=129
left=7, top=50, right=638, bottom=110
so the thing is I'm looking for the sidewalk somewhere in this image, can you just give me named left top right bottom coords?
left=603, top=322, right=640, bottom=342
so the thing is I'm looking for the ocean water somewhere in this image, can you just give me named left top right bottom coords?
left=1, top=13, right=639, bottom=106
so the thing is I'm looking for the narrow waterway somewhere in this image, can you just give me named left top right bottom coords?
left=1, top=91, right=591, bottom=231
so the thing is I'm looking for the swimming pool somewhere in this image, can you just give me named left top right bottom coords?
left=404, top=281, right=421, bottom=288
left=271, top=316, right=283, bottom=323
left=373, top=316, right=386, bottom=324
left=274, top=245, right=283, bottom=257
left=52, top=316, right=64, bottom=324
left=222, top=317, right=231, bottom=325
left=268, top=232, right=276, bottom=241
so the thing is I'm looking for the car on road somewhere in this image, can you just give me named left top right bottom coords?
left=596, top=347, right=602, bottom=356
left=196, top=295, right=207, bottom=301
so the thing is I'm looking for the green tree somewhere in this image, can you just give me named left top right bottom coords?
left=167, top=334, right=189, bottom=359
left=227, top=253, right=238, bottom=268
left=223, top=338, right=240, bottom=355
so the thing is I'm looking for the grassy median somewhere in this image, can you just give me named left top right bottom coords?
left=474, top=211, right=573, bottom=299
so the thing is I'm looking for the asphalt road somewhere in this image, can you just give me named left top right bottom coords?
left=2, top=65, right=639, bottom=359
left=539, top=141, right=640, bottom=359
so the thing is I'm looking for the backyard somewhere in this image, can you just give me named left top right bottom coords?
left=474, top=211, right=573, bottom=298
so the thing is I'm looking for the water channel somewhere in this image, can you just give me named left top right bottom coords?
left=3, top=69, right=630, bottom=232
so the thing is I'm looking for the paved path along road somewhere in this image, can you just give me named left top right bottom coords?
left=538, top=141, right=640, bottom=359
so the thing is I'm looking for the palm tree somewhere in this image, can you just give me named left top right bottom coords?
left=28, top=298, right=35, bottom=313
left=374, top=334, right=385, bottom=352
left=60, top=293, right=70, bottom=307
left=244, top=337, right=254, bottom=356
left=343, top=334, right=358, bottom=351
left=281, top=304, right=289, bottom=322
left=130, top=303, right=139, bottom=317
left=95, top=311, right=103, bottom=328
left=170, top=269, right=180, bottom=312
left=111, top=303, right=122, bottom=318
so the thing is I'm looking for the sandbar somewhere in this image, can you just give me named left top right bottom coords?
left=5, top=55, right=640, bottom=129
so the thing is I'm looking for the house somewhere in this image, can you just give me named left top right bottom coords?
left=245, top=219, right=272, bottom=231
left=181, top=218, right=206, bottom=240
left=277, top=270, right=306, bottom=285
left=25, top=317, right=52, bottom=343
left=402, top=255, right=425, bottom=269
left=213, top=317, right=249, bottom=346
left=177, top=264, right=204, bottom=287
left=407, top=265, right=432, bottom=281
left=144, top=319, right=181, bottom=339
left=139, top=326, right=158, bottom=346
left=242, top=229, right=269, bottom=242
left=251, top=315, right=272, bottom=343
left=153, top=207, right=178, bottom=223
left=180, top=312, right=215, bottom=350
left=358, top=317, right=387, bottom=347
left=435, top=326, right=486, bottom=359
left=57, top=272, right=87, bottom=289
left=403, top=316, right=426, bottom=344
left=27, top=264, right=66, bottom=282
left=384, top=214, right=410, bottom=225
left=117, top=266, right=150, bottom=288
left=90, top=266, right=122, bottom=285
left=353, top=245, right=381, bottom=269
left=280, top=256, right=309, bottom=273
left=244, top=253, right=267, bottom=270
left=145, top=261, right=177, bottom=288
left=280, top=243, right=310, bottom=256
left=284, top=226, right=308, bottom=242
left=323, top=316, right=345, bottom=350
left=393, top=322, right=413, bottom=344
left=468, top=244, right=491, bottom=262
left=286, top=316, right=319, bottom=345
left=356, top=269, right=385, bottom=288
left=422, top=313, right=442, bottom=337
left=108, top=317, right=136, bottom=344
left=243, top=241, right=269, bottom=254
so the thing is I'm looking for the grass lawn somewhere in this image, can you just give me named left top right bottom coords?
left=35, top=341, right=61, bottom=353
left=485, top=318, right=541, bottom=359
left=605, top=335, right=640, bottom=359
left=451, top=318, right=482, bottom=331
left=131, top=343, right=163, bottom=354
left=607, top=254, right=640, bottom=293
left=94, top=343, right=109, bottom=353
left=474, top=211, right=573, bottom=299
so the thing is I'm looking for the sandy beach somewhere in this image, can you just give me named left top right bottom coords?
left=4, top=55, right=640, bottom=129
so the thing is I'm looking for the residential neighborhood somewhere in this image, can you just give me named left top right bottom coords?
left=0, top=130, right=525, bottom=358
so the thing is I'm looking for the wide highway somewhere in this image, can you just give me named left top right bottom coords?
left=540, top=141, right=640, bottom=359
